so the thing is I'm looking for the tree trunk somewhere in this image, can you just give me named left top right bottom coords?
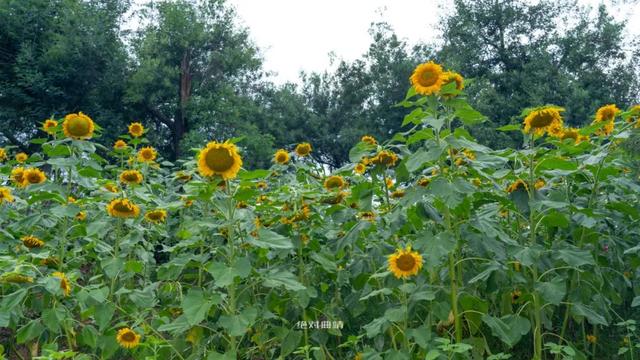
left=175, top=49, right=192, bottom=159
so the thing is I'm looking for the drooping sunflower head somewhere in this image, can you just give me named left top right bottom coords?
left=52, top=272, right=71, bottom=296
left=0, top=273, right=34, bottom=284
left=547, top=122, right=564, bottom=138
left=128, top=122, right=144, bottom=138
left=324, top=175, right=346, bottom=191
left=417, top=177, right=431, bottom=187
left=117, top=327, right=141, bottom=349
left=388, top=246, right=424, bottom=279
left=104, top=183, right=119, bottom=193
left=295, top=142, right=312, bottom=157
left=0, top=187, right=14, bottom=204
left=534, top=179, right=545, bottom=190
left=595, top=104, right=620, bottom=122
left=354, top=162, right=366, bottom=175
left=120, top=170, right=144, bottom=185
left=63, top=112, right=95, bottom=140
left=42, top=119, right=58, bottom=135
left=15, top=153, right=28, bottom=163
left=145, top=209, right=167, bottom=224
left=371, top=150, right=399, bottom=167
left=627, top=105, right=640, bottom=123
left=391, top=189, right=405, bottom=199
left=23, top=168, right=47, bottom=185
left=137, top=146, right=157, bottom=163
left=75, top=211, right=86, bottom=221
left=11, top=167, right=26, bottom=187
left=359, top=211, right=376, bottom=221
left=410, top=61, right=445, bottom=95
left=21, top=235, right=44, bottom=248
left=441, top=71, right=464, bottom=92
left=523, top=106, right=564, bottom=135
left=197, top=141, right=243, bottom=179
left=274, top=149, right=290, bottom=164
left=106, top=198, right=140, bottom=218
left=0, top=148, right=6, bottom=162
left=507, top=179, right=528, bottom=193
left=113, top=140, right=128, bottom=151
left=361, top=135, right=377, bottom=145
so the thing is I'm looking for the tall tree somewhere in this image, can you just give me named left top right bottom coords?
left=438, top=0, right=640, bottom=148
left=0, top=0, right=131, bottom=150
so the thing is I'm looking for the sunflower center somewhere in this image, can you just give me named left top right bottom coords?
left=277, top=153, right=287, bottom=162
left=205, top=148, right=234, bottom=172
left=27, top=173, right=41, bottom=183
left=121, top=331, right=136, bottom=342
left=123, top=173, right=138, bottom=182
left=529, top=111, right=555, bottom=128
left=326, top=178, right=343, bottom=189
left=113, top=202, right=133, bottom=213
left=149, top=212, right=162, bottom=220
left=419, top=69, right=439, bottom=87
left=396, top=254, right=416, bottom=271
left=67, top=118, right=90, bottom=136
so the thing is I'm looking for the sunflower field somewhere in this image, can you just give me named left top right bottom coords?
left=1, top=61, right=640, bottom=360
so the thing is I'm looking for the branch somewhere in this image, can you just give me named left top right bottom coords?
left=146, top=104, right=174, bottom=128
left=0, top=129, right=29, bottom=152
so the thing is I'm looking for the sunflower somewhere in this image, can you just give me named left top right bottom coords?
left=274, top=149, right=290, bottom=164
left=523, top=106, right=564, bottom=135
left=106, top=198, right=140, bottom=218
left=627, top=105, right=640, bottom=123
left=354, top=163, right=366, bottom=174
left=324, top=175, right=346, bottom=191
left=388, top=246, right=423, bottom=279
left=145, top=209, right=167, bottom=224
left=128, top=122, right=144, bottom=138
left=0, top=273, right=34, bottom=284
left=15, top=153, right=28, bottom=163
left=23, top=168, right=46, bottom=185
left=441, top=71, right=464, bottom=91
left=295, top=142, right=312, bottom=157
left=43, top=119, right=58, bottom=134
left=137, top=146, right=157, bottom=163
left=51, top=272, right=71, bottom=296
left=75, top=211, right=86, bottom=221
left=197, top=141, right=242, bottom=179
left=21, top=235, right=44, bottom=248
left=417, top=177, right=430, bottom=187
left=0, top=187, right=14, bottom=204
left=371, top=150, right=398, bottom=167
left=359, top=211, right=375, bottom=221
left=593, top=104, right=620, bottom=136
left=117, top=327, right=141, bottom=349
left=175, top=171, right=192, bottom=182
left=471, top=178, right=481, bottom=186
left=0, top=148, right=6, bottom=161
left=11, top=167, right=26, bottom=187
left=548, top=122, right=564, bottom=138
left=586, top=334, right=597, bottom=344
left=104, top=183, right=119, bottom=193
left=507, top=179, right=528, bottom=193
left=113, top=140, right=128, bottom=151
left=391, top=189, right=405, bottom=198
left=120, top=170, right=144, bottom=185
left=63, top=112, right=95, bottom=140
left=410, top=61, right=445, bottom=95
left=534, top=179, right=545, bottom=190
left=385, top=177, right=394, bottom=189
left=256, top=181, right=268, bottom=190
left=511, top=289, right=522, bottom=303
left=361, top=135, right=377, bottom=145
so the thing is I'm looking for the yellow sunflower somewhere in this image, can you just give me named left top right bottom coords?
left=534, top=179, right=545, bottom=190
left=559, top=127, right=589, bottom=144
left=256, top=181, right=268, bottom=190
left=137, top=146, right=157, bottom=163
left=15, top=152, right=28, bottom=163
left=371, top=150, right=399, bottom=167
left=359, top=211, right=375, bottom=221
left=0, top=273, right=34, bottom=284
left=626, top=105, right=640, bottom=123
left=593, top=104, right=620, bottom=136
left=116, top=327, right=141, bottom=349
left=361, top=135, right=377, bottom=145
left=120, top=170, right=144, bottom=185
left=43, top=119, right=58, bottom=134
left=145, top=209, right=167, bottom=224
left=410, top=61, right=445, bottom=95
left=52, top=272, right=71, bottom=296
left=507, top=179, right=528, bottom=193
left=23, top=168, right=47, bottom=185
left=441, top=71, right=464, bottom=91
left=0, top=148, right=7, bottom=162
left=274, top=149, right=290, bottom=164
left=104, top=183, right=119, bottom=193
left=324, top=175, right=346, bottom=191
left=128, top=122, right=144, bottom=138
left=295, top=142, right=312, bottom=157
left=113, top=140, right=128, bottom=151
left=388, top=246, right=424, bottom=279
left=523, top=106, right=564, bottom=135
left=197, top=141, right=243, bottom=179
left=11, top=167, right=26, bottom=187
left=106, top=198, right=140, bottom=218
left=21, top=235, right=44, bottom=248
left=175, top=171, right=192, bottom=182
left=417, top=177, right=430, bottom=187
left=0, top=187, right=14, bottom=204
left=391, top=189, right=405, bottom=198
left=586, top=334, right=597, bottom=344
left=75, top=211, right=86, bottom=221
left=63, top=112, right=95, bottom=140
left=354, top=163, right=366, bottom=174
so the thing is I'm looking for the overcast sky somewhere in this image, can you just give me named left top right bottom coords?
left=225, top=0, right=640, bottom=84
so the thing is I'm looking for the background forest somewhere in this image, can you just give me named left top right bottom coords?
left=1, top=0, right=639, bottom=168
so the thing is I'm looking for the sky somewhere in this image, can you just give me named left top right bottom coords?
left=225, top=0, right=640, bottom=84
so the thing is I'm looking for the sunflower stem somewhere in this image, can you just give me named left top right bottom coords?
left=528, top=135, right=543, bottom=360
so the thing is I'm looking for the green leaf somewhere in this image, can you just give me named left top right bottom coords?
left=571, top=303, right=607, bottom=326
left=497, top=124, right=521, bottom=132
left=632, top=296, right=640, bottom=307
left=262, top=270, right=306, bottom=291
left=535, top=277, right=566, bottom=306
left=460, top=294, right=488, bottom=334
left=248, top=229, right=293, bottom=249
left=482, top=314, right=531, bottom=347
left=182, top=288, right=213, bottom=326
left=555, top=248, right=594, bottom=267
left=218, top=307, right=258, bottom=337
left=17, top=320, right=45, bottom=344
